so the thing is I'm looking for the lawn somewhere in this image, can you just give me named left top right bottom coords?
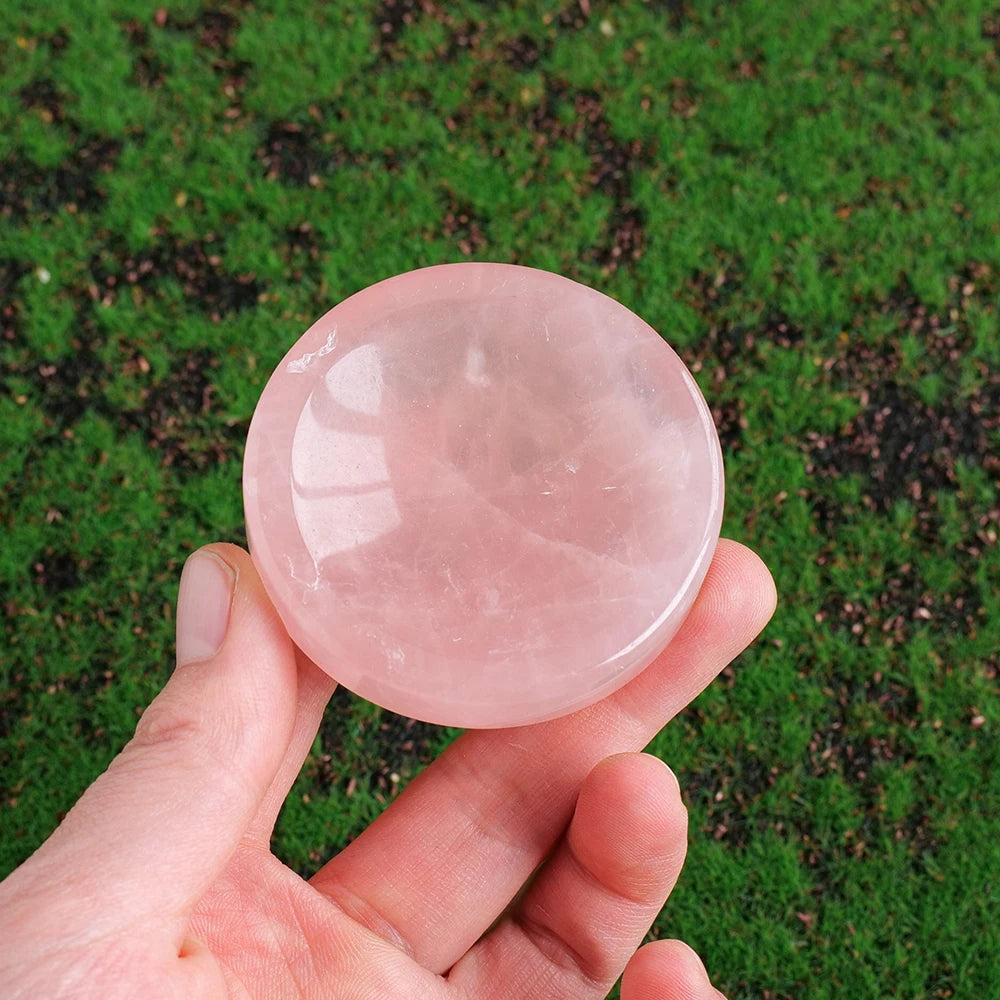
left=2, top=1, right=999, bottom=996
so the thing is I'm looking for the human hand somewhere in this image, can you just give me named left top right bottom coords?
left=0, top=540, right=774, bottom=1000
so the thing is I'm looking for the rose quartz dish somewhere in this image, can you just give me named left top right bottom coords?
left=243, top=263, right=723, bottom=728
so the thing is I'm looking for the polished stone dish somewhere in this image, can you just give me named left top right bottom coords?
left=243, top=263, right=723, bottom=728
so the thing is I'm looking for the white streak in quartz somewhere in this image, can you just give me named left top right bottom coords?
left=432, top=457, right=641, bottom=575
left=286, top=327, right=338, bottom=373
left=464, top=342, right=490, bottom=387
left=285, top=554, right=321, bottom=593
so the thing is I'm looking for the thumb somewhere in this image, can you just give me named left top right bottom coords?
left=11, top=544, right=301, bottom=931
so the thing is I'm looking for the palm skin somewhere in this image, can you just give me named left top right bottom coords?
left=0, top=540, right=774, bottom=1000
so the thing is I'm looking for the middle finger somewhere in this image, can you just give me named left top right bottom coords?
left=308, top=541, right=774, bottom=972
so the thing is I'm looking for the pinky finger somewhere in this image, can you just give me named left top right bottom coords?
left=622, top=939, right=727, bottom=1000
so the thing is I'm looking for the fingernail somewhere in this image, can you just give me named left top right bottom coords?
left=176, top=551, right=235, bottom=667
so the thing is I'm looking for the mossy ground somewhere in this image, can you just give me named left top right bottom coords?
left=2, top=2, right=999, bottom=997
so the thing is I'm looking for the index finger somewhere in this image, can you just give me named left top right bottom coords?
left=309, top=539, right=776, bottom=971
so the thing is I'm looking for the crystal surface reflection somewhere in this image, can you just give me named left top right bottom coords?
left=243, top=263, right=724, bottom=728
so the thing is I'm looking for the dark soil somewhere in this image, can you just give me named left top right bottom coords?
left=123, top=20, right=165, bottom=88
left=643, top=0, right=690, bottom=29
left=0, top=260, right=29, bottom=343
left=18, top=78, right=67, bottom=123
left=439, top=196, right=488, bottom=256
left=313, top=688, right=441, bottom=805
left=257, top=119, right=352, bottom=186
left=0, top=231, right=260, bottom=466
left=817, top=558, right=983, bottom=648
left=280, top=221, right=323, bottom=283
left=89, top=234, right=262, bottom=318
left=685, top=742, right=780, bottom=847
left=127, top=348, right=244, bottom=470
left=810, top=378, right=987, bottom=510
left=503, top=34, right=545, bottom=70
left=529, top=82, right=652, bottom=273
left=808, top=270, right=1000, bottom=513
left=676, top=301, right=802, bottom=456
left=372, top=0, right=425, bottom=53
left=680, top=255, right=747, bottom=317
left=31, top=549, right=81, bottom=595
left=0, top=137, right=121, bottom=222
left=982, top=8, right=1000, bottom=49
left=10, top=330, right=241, bottom=472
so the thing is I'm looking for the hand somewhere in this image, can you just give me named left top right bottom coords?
left=0, top=540, right=774, bottom=1000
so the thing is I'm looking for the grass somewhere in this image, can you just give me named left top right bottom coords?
left=2, top=0, right=999, bottom=996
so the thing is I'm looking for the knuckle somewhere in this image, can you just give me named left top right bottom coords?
left=130, top=690, right=247, bottom=765
left=517, top=910, right=609, bottom=989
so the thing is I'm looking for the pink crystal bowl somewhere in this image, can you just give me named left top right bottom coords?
left=243, top=263, right=724, bottom=728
